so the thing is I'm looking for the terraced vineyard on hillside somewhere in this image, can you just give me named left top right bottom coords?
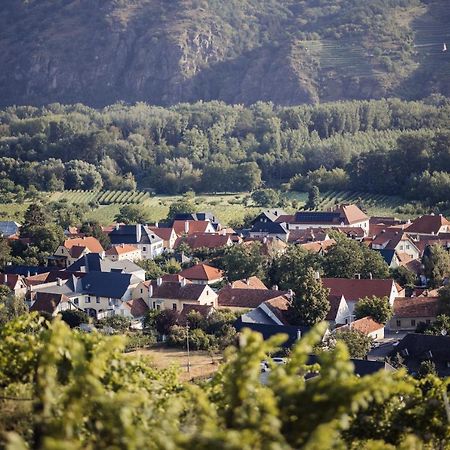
left=50, top=190, right=151, bottom=205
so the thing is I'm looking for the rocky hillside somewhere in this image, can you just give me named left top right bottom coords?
left=1, top=0, right=449, bottom=107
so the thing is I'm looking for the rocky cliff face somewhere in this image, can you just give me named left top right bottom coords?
left=0, top=0, right=449, bottom=107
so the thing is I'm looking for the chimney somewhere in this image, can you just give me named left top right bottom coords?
left=180, top=277, right=187, bottom=287
left=136, top=224, right=142, bottom=242
left=297, top=329, right=302, bottom=340
left=355, top=273, right=361, bottom=279
left=287, top=289, right=294, bottom=299
left=157, top=277, right=163, bottom=286
left=155, top=221, right=159, bottom=228
left=56, top=278, right=62, bottom=286
left=369, top=272, right=373, bottom=280
left=272, top=285, right=279, bottom=291
left=184, top=221, right=189, bottom=234
left=121, top=243, right=125, bottom=247
left=246, top=278, right=250, bottom=285
left=315, top=271, right=321, bottom=280
left=3, top=274, right=7, bottom=283
left=115, top=223, right=120, bottom=230
left=148, top=284, right=153, bottom=299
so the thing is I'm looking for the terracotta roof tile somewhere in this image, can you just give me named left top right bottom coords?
left=29, top=292, right=71, bottom=314
left=301, top=239, right=336, bottom=253
left=63, top=237, right=104, bottom=253
left=123, top=298, right=149, bottom=318
left=406, top=214, right=450, bottom=234
left=105, top=244, right=139, bottom=256
left=179, top=264, right=224, bottom=281
left=146, top=226, right=175, bottom=241
left=340, top=316, right=384, bottom=334
left=173, top=220, right=213, bottom=235
left=231, top=276, right=268, bottom=290
left=149, top=280, right=207, bottom=300
left=326, top=294, right=344, bottom=321
left=218, top=286, right=289, bottom=308
left=393, top=297, right=439, bottom=318
left=322, top=278, right=395, bottom=302
left=0, top=274, right=22, bottom=290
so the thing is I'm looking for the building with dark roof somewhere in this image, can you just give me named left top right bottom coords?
left=218, top=285, right=291, bottom=310
left=248, top=221, right=289, bottom=241
left=389, top=333, right=450, bottom=377
left=0, top=221, right=20, bottom=238
left=109, top=224, right=164, bottom=259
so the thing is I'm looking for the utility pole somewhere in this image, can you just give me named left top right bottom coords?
left=186, top=323, right=191, bottom=373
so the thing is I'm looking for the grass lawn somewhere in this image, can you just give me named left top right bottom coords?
left=0, top=189, right=415, bottom=225
left=129, top=346, right=222, bottom=382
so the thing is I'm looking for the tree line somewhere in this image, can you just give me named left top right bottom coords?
left=0, top=97, right=448, bottom=203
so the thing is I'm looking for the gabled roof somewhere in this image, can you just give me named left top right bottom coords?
left=172, top=220, right=214, bottom=235
left=0, top=273, right=24, bottom=290
left=250, top=221, right=288, bottom=235
left=326, top=294, right=346, bottom=321
left=335, top=204, right=369, bottom=225
left=301, top=239, right=336, bottom=254
left=67, top=253, right=143, bottom=275
left=231, top=276, right=268, bottom=290
left=330, top=226, right=365, bottom=239
left=218, top=286, right=289, bottom=309
left=146, top=226, right=175, bottom=241
left=123, top=298, right=149, bottom=318
left=406, top=214, right=450, bottom=235
left=321, top=278, right=395, bottom=302
left=374, top=248, right=397, bottom=265
left=4, top=265, right=48, bottom=276
left=179, top=263, right=224, bottom=281
left=105, top=244, right=139, bottom=256
left=339, top=316, right=384, bottom=334
left=287, top=227, right=329, bottom=244
left=252, top=209, right=287, bottom=224
left=149, top=280, right=209, bottom=300
left=393, top=297, right=439, bottom=318
left=63, top=237, right=104, bottom=253
left=81, top=272, right=134, bottom=298
left=293, top=211, right=342, bottom=225
left=109, top=225, right=163, bottom=245
left=30, top=292, right=71, bottom=314
left=0, top=221, right=20, bottom=237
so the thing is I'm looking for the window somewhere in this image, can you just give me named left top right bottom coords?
left=96, top=297, right=100, bottom=304
left=396, top=320, right=401, bottom=327
left=406, top=244, right=410, bottom=249
left=86, top=296, right=91, bottom=303
left=156, top=304, right=160, bottom=310
left=172, top=303, right=177, bottom=311
left=140, top=289, right=143, bottom=294
left=411, top=319, right=416, bottom=326
left=152, top=302, right=156, bottom=309
left=143, top=247, right=147, bottom=251
left=426, top=319, right=431, bottom=324
left=73, top=298, right=79, bottom=305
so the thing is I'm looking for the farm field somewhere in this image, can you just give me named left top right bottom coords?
left=129, top=346, right=222, bottom=382
left=0, top=189, right=415, bottom=225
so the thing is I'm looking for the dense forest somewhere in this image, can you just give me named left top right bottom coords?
left=0, top=97, right=449, bottom=208
left=1, top=0, right=450, bottom=106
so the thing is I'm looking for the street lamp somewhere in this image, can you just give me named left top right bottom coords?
left=186, top=323, right=191, bottom=373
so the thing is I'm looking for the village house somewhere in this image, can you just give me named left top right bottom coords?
left=132, top=277, right=218, bottom=312
left=146, top=226, right=178, bottom=250
left=406, top=214, right=450, bottom=237
left=105, top=244, right=141, bottom=262
left=287, top=227, right=330, bottom=245
left=325, top=294, right=351, bottom=327
left=248, top=221, right=289, bottom=242
left=51, top=237, right=104, bottom=268
left=230, top=276, right=268, bottom=289
left=172, top=220, right=216, bottom=236
left=276, top=204, right=369, bottom=236
left=337, top=316, right=385, bottom=341
left=178, top=263, right=224, bottom=285
left=0, top=221, right=20, bottom=238
left=321, top=277, right=401, bottom=317
left=29, top=292, right=79, bottom=316
left=109, top=224, right=164, bottom=259
left=0, top=273, right=27, bottom=297
left=388, top=296, right=439, bottom=332
left=370, top=230, right=420, bottom=260
left=66, top=253, right=146, bottom=281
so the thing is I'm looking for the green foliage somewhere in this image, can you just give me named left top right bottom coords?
left=423, top=314, right=450, bottom=336
left=437, top=285, right=450, bottom=316
left=59, top=309, right=89, bottom=328
left=0, top=237, right=11, bottom=269
left=305, top=185, right=320, bottom=210
left=167, top=198, right=196, bottom=220
left=219, top=242, right=268, bottom=282
left=96, top=315, right=131, bottom=333
left=422, top=244, right=450, bottom=288
left=334, top=329, right=373, bottom=359
left=251, top=189, right=280, bottom=207
left=114, top=204, right=148, bottom=224
left=354, top=296, right=393, bottom=325
left=390, top=265, right=417, bottom=288
left=288, top=268, right=330, bottom=326
left=79, top=220, right=110, bottom=249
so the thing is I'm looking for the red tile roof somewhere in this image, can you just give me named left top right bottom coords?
left=335, top=204, right=369, bottom=225
left=326, top=294, right=344, bottom=321
left=393, top=297, right=439, bottom=318
left=179, top=264, right=224, bottom=281
left=147, top=226, right=175, bottom=241
left=218, top=286, right=289, bottom=309
left=123, top=298, right=149, bottom=318
left=231, top=276, right=268, bottom=290
left=406, top=214, right=450, bottom=235
left=340, top=316, right=384, bottom=334
left=301, top=239, right=336, bottom=253
left=29, top=292, right=71, bottom=314
left=321, top=278, right=395, bottom=303
left=176, top=233, right=231, bottom=249
left=105, top=244, right=139, bottom=256
left=149, top=280, right=208, bottom=300
left=0, top=274, right=23, bottom=290
left=173, top=220, right=213, bottom=235
left=63, top=237, right=104, bottom=253
left=263, top=296, right=291, bottom=325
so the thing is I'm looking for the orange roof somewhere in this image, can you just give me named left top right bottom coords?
left=301, top=239, right=336, bottom=253
left=179, top=263, right=224, bottom=281
left=147, top=226, right=175, bottom=241
left=123, top=298, right=149, bottom=318
left=231, top=276, right=268, bottom=290
left=63, top=237, right=104, bottom=253
left=0, top=274, right=23, bottom=290
left=105, top=244, right=139, bottom=256
left=335, top=204, right=368, bottom=225
left=406, top=214, right=450, bottom=234
left=340, top=316, right=384, bottom=334
left=218, top=286, right=289, bottom=308
left=393, top=297, right=439, bottom=318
